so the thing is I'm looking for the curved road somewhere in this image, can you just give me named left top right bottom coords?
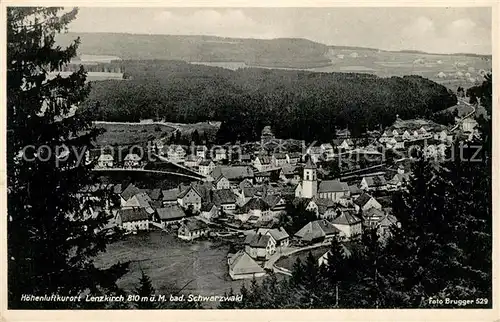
left=450, top=98, right=476, bottom=132
left=92, top=167, right=205, bottom=181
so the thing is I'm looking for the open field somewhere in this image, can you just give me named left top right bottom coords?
left=93, top=122, right=175, bottom=146
left=190, top=48, right=490, bottom=90
left=94, top=231, right=262, bottom=308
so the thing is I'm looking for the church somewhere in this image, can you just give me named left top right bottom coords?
left=295, top=156, right=351, bottom=203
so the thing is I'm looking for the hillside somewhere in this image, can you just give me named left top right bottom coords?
left=80, top=60, right=457, bottom=143
left=56, top=32, right=491, bottom=87
left=55, top=33, right=332, bottom=69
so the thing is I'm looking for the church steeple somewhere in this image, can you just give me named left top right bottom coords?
left=302, top=155, right=317, bottom=198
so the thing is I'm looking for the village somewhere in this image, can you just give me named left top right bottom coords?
left=85, top=102, right=480, bottom=281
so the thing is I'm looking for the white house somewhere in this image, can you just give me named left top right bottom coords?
left=331, top=210, right=363, bottom=239
left=167, top=145, right=186, bottom=164
left=253, top=155, right=273, bottom=172
left=272, top=153, right=289, bottom=167
left=198, top=160, right=216, bottom=176
left=115, top=208, right=150, bottom=231
left=177, top=219, right=209, bottom=241
left=98, top=154, right=114, bottom=168
left=124, top=153, right=141, bottom=168
left=228, top=251, right=266, bottom=280
left=177, top=186, right=202, bottom=212
left=214, top=147, right=227, bottom=161
left=244, top=233, right=276, bottom=260
left=214, top=174, right=231, bottom=190
left=360, top=176, right=387, bottom=191
left=353, top=193, right=382, bottom=212
left=196, top=145, right=208, bottom=159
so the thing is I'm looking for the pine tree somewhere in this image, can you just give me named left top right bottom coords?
left=191, top=129, right=200, bottom=145
left=7, top=7, right=128, bottom=309
left=134, top=271, right=157, bottom=309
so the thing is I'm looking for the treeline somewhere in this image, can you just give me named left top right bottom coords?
left=81, top=60, right=457, bottom=143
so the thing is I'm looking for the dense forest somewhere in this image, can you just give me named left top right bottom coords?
left=82, top=60, right=457, bottom=143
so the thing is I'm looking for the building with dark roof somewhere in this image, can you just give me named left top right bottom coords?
left=360, top=175, right=387, bottom=191
left=177, top=219, right=209, bottom=241
left=116, top=208, right=150, bottom=231
left=155, top=205, right=186, bottom=226
left=317, top=180, right=350, bottom=201
left=244, top=233, right=276, bottom=260
left=294, top=219, right=343, bottom=244
left=331, top=210, right=362, bottom=239
left=228, top=251, right=266, bottom=280
left=212, top=189, right=237, bottom=212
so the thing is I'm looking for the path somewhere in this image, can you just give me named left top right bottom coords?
left=450, top=98, right=477, bottom=132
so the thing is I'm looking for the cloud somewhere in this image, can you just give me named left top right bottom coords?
left=397, top=15, right=490, bottom=54
left=150, top=9, right=277, bottom=38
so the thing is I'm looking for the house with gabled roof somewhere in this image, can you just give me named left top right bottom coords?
left=123, top=192, right=155, bottom=215
left=272, top=153, right=289, bottom=167
left=348, top=185, right=363, bottom=198
left=120, top=183, right=141, bottom=205
left=166, top=145, right=186, bottom=164
left=362, top=207, right=386, bottom=229
left=97, top=153, right=114, bottom=168
left=162, top=188, right=180, bottom=206
left=353, top=193, right=382, bottom=212
left=287, top=152, right=302, bottom=165
left=237, top=197, right=269, bottom=220
left=214, top=147, right=227, bottom=161
left=196, top=145, right=208, bottom=159
left=177, top=218, right=209, bottom=241
left=388, top=172, right=411, bottom=190
left=244, top=233, right=276, bottom=260
left=200, top=202, right=219, bottom=221
left=257, top=227, right=290, bottom=248
left=198, top=160, right=216, bottom=176
left=228, top=251, right=266, bottom=280
left=211, top=166, right=254, bottom=183
left=313, top=197, right=336, bottom=218
left=177, top=186, right=202, bottom=212
left=155, top=204, right=186, bottom=227
left=115, top=208, right=150, bottom=231
left=214, top=174, right=231, bottom=190
left=262, top=194, right=286, bottom=214
left=184, top=155, right=202, bottom=168
left=294, top=219, right=343, bottom=244
left=360, top=175, right=387, bottom=191
left=212, top=189, right=237, bottom=212
left=331, top=210, right=363, bottom=239
left=253, top=155, right=273, bottom=172
left=124, top=153, right=141, bottom=168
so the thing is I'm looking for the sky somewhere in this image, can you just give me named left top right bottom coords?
left=67, top=7, right=492, bottom=55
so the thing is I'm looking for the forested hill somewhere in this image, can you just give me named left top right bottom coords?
left=56, top=32, right=331, bottom=69
left=81, top=60, right=457, bottom=143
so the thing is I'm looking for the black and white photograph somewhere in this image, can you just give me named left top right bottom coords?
left=4, top=3, right=496, bottom=317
